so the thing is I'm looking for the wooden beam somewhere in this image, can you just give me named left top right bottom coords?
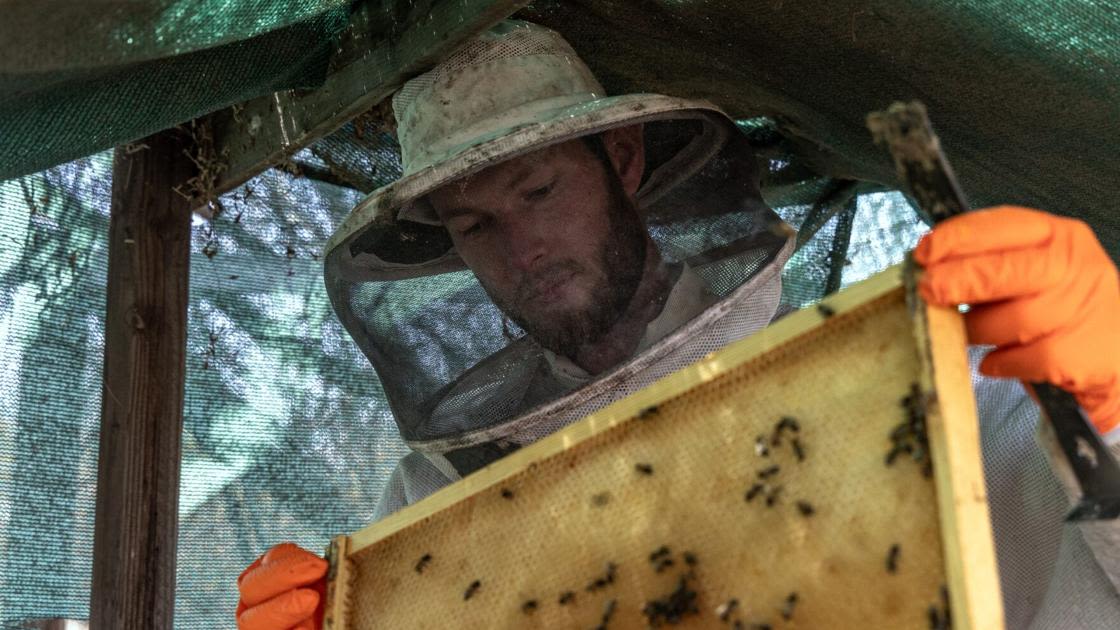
left=90, top=130, right=194, bottom=629
left=201, top=0, right=528, bottom=207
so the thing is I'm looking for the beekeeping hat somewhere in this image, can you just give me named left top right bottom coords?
left=324, top=19, right=776, bottom=282
left=323, top=19, right=794, bottom=450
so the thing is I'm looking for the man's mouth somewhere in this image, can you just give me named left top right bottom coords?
left=524, top=269, right=577, bottom=305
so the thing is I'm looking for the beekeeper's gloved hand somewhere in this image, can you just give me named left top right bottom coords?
left=914, top=206, right=1120, bottom=435
left=237, top=542, right=328, bottom=630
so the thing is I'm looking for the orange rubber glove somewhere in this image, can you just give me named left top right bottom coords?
left=236, top=543, right=328, bottom=630
left=913, top=206, right=1120, bottom=435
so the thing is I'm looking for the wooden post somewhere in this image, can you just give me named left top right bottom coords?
left=90, top=129, right=194, bottom=629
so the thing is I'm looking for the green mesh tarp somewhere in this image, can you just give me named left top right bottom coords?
left=0, top=136, right=411, bottom=627
left=0, top=1, right=353, bottom=180
left=519, top=0, right=1120, bottom=259
left=2, top=1, right=1117, bottom=254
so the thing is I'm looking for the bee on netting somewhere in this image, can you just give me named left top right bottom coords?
left=887, top=544, right=901, bottom=574
left=780, top=592, right=799, bottom=620
left=649, top=546, right=671, bottom=563
left=754, top=435, right=771, bottom=457
left=558, top=591, right=575, bottom=605
left=463, top=579, right=481, bottom=600
left=635, top=462, right=654, bottom=475
left=683, top=552, right=698, bottom=567
left=500, top=488, right=515, bottom=499
left=817, top=303, right=836, bottom=318
left=638, top=405, right=660, bottom=420
left=414, top=553, right=432, bottom=574
left=521, top=599, right=538, bottom=614
left=655, top=557, right=675, bottom=573
left=796, top=500, right=815, bottom=517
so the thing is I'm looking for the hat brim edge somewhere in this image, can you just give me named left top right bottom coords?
left=325, top=94, right=739, bottom=283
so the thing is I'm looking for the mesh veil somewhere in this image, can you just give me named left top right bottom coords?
left=325, top=121, right=793, bottom=451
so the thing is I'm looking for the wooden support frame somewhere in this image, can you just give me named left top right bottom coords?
left=90, top=130, right=194, bottom=629
left=201, top=0, right=529, bottom=207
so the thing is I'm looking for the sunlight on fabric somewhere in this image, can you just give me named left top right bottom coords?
left=0, top=286, right=41, bottom=528
left=841, top=192, right=929, bottom=289
left=179, top=455, right=253, bottom=516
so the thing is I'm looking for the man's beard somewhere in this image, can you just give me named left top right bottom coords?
left=485, top=175, right=648, bottom=358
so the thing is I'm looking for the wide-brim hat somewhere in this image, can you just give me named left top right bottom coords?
left=324, top=20, right=769, bottom=283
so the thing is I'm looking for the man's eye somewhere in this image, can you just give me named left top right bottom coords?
left=526, top=183, right=554, bottom=200
left=460, top=222, right=483, bottom=237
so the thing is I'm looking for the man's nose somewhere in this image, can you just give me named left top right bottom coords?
left=502, top=216, right=549, bottom=272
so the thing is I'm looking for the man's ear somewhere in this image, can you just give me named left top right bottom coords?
left=601, top=124, right=646, bottom=196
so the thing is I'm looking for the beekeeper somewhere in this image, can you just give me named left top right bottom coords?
left=235, top=20, right=1120, bottom=630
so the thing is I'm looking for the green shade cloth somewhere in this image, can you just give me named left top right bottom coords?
left=0, top=1, right=352, bottom=179
left=518, top=0, right=1120, bottom=258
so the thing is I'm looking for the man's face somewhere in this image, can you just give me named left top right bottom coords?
left=428, top=134, right=648, bottom=356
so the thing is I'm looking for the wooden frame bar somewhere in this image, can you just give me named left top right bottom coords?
left=912, top=276, right=1004, bottom=630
